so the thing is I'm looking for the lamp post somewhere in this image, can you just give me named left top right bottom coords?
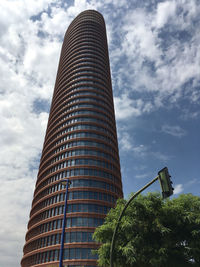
left=59, top=179, right=71, bottom=267
left=110, top=167, right=174, bottom=267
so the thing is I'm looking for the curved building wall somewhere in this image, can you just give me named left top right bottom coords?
left=21, top=10, right=123, bottom=267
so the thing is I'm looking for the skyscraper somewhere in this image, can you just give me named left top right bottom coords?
left=21, top=10, right=123, bottom=267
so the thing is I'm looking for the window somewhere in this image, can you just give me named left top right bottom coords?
left=56, top=233, right=60, bottom=244
left=70, top=248, right=75, bottom=259
left=54, top=250, right=59, bottom=261
left=76, top=232, right=81, bottom=242
left=82, top=232, right=87, bottom=242
left=81, top=248, right=88, bottom=259
left=71, top=231, right=76, bottom=242
left=88, top=232, right=93, bottom=242
left=45, top=251, right=49, bottom=262
left=57, top=219, right=61, bottom=229
left=63, top=248, right=69, bottom=260
left=75, top=248, right=81, bottom=259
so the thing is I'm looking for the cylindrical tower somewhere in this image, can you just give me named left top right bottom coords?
left=21, top=10, right=123, bottom=267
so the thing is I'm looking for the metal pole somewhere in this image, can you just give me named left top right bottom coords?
left=59, top=179, right=70, bottom=267
left=110, top=175, right=159, bottom=267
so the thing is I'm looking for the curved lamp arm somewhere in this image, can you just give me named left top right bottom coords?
left=110, top=175, right=159, bottom=267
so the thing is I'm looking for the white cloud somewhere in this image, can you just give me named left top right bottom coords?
left=123, top=9, right=161, bottom=62
left=161, top=124, right=187, bottom=137
left=118, top=131, right=148, bottom=157
left=135, top=173, right=149, bottom=179
left=114, top=93, right=153, bottom=120
left=0, top=177, right=35, bottom=266
left=119, top=132, right=133, bottom=151
left=133, top=144, right=148, bottom=156
left=174, top=184, right=184, bottom=194
left=180, top=107, right=200, bottom=120
left=114, top=94, right=143, bottom=119
left=155, top=1, right=177, bottom=28
left=0, top=1, right=70, bottom=266
left=102, top=0, right=128, bottom=7
left=151, top=151, right=170, bottom=162
left=118, top=130, right=169, bottom=160
left=109, top=0, right=200, bottom=114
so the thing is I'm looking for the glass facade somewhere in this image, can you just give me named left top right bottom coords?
left=21, top=10, right=123, bottom=267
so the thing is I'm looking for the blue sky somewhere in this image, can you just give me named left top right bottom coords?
left=0, top=0, right=200, bottom=266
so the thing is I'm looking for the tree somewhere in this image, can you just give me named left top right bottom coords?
left=93, top=193, right=200, bottom=267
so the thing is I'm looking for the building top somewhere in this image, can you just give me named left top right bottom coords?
left=67, top=9, right=105, bottom=33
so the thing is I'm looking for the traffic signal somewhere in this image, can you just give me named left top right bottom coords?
left=158, top=167, right=174, bottom=199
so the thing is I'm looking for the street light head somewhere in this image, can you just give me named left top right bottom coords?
left=60, top=179, right=71, bottom=187
left=158, top=167, right=174, bottom=199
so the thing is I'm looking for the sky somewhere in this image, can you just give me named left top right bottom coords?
left=0, top=0, right=200, bottom=266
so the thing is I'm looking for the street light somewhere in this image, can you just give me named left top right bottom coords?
left=158, top=167, right=174, bottom=199
left=110, top=167, right=174, bottom=267
left=59, top=179, right=71, bottom=267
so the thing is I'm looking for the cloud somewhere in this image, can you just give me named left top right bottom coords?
left=118, top=131, right=169, bottom=161
left=114, top=94, right=143, bottom=119
left=135, top=173, right=149, bottom=179
left=174, top=184, right=184, bottom=194
left=155, top=1, right=177, bottom=28
left=109, top=0, right=200, bottom=116
left=123, top=10, right=161, bottom=62
left=119, top=132, right=133, bottom=151
left=161, top=124, right=187, bottom=137
left=133, top=144, right=148, bottom=157
left=114, top=93, right=153, bottom=120
left=151, top=151, right=170, bottom=162
left=118, top=131, right=148, bottom=157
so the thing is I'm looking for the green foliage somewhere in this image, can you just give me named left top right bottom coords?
left=93, top=193, right=200, bottom=267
